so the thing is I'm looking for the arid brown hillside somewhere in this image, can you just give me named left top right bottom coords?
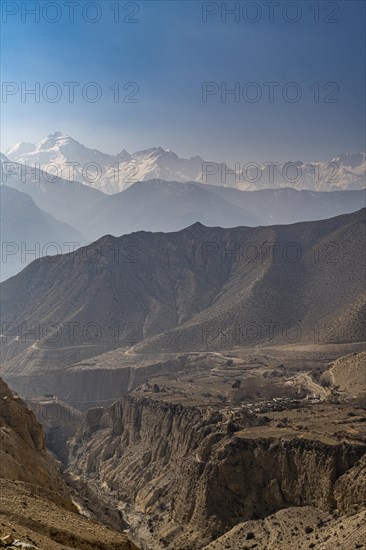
left=1, top=209, right=365, bottom=378
left=0, top=378, right=138, bottom=549
left=320, top=351, right=366, bottom=403
left=0, top=377, right=70, bottom=497
left=204, top=506, right=366, bottom=549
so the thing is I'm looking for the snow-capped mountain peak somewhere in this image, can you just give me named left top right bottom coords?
left=35, top=132, right=74, bottom=152
left=331, top=152, right=366, bottom=171
left=5, top=141, right=35, bottom=157
left=5, top=133, right=365, bottom=194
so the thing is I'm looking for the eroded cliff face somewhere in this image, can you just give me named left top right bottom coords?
left=334, top=453, right=366, bottom=514
left=4, top=354, right=189, bottom=406
left=191, top=438, right=363, bottom=540
left=0, top=378, right=139, bottom=550
left=0, top=377, right=70, bottom=501
left=68, top=395, right=366, bottom=549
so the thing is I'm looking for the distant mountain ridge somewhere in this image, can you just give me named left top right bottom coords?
left=0, top=186, right=85, bottom=281
left=5, top=132, right=365, bottom=193
left=0, top=152, right=104, bottom=230
left=1, top=209, right=364, bottom=380
left=82, top=179, right=366, bottom=240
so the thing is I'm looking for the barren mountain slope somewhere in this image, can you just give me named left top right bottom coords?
left=133, top=209, right=366, bottom=352
left=1, top=209, right=365, bottom=385
left=320, top=351, right=366, bottom=401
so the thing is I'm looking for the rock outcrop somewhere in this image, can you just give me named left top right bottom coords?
left=320, top=351, right=366, bottom=405
left=0, top=377, right=70, bottom=501
left=204, top=506, right=366, bottom=549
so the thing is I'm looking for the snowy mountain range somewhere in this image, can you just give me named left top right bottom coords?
left=5, top=132, right=222, bottom=193
left=5, top=132, right=365, bottom=193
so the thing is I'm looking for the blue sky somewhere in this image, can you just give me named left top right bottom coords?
left=1, top=0, right=365, bottom=164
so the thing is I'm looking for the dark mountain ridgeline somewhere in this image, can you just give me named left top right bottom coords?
left=1, top=209, right=364, bottom=365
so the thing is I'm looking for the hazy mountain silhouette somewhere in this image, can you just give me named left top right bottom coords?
left=0, top=186, right=85, bottom=281
left=1, top=154, right=105, bottom=229
left=83, top=179, right=365, bottom=240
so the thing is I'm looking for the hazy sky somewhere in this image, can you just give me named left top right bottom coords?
left=1, top=0, right=365, bottom=165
